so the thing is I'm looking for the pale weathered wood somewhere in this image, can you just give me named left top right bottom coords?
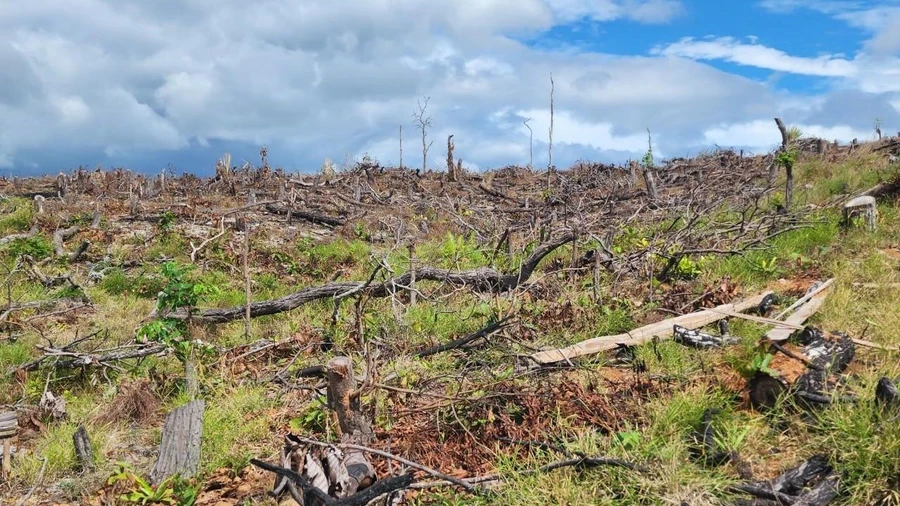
left=842, top=195, right=877, bottom=230
left=150, top=400, right=204, bottom=484
left=774, top=279, right=834, bottom=320
left=765, top=283, right=833, bottom=342
left=531, top=291, right=773, bottom=364
left=0, top=411, right=16, bottom=479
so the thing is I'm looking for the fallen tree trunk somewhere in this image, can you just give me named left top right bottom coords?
left=530, top=290, right=773, bottom=364
left=416, top=316, right=513, bottom=357
left=173, top=232, right=575, bottom=324
left=23, top=343, right=167, bottom=372
left=264, top=203, right=346, bottom=227
left=150, top=399, right=204, bottom=485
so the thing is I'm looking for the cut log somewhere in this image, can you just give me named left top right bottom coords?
left=842, top=195, right=877, bottom=231
left=72, top=425, right=95, bottom=471
left=530, top=291, right=773, bottom=364
left=264, top=203, right=346, bottom=228
left=150, top=399, right=204, bottom=485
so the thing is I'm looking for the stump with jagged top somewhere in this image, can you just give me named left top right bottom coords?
left=150, top=399, right=204, bottom=484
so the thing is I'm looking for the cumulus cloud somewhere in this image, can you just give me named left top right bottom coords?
left=0, top=0, right=893, bottom=175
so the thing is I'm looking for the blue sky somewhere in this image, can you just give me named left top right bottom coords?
left=1, top=0, right=899, bottom=176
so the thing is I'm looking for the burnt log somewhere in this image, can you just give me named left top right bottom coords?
left=673, top=324, right=738, bottom=349
left=150, top=399, right=204, bottom=484
left=875, top=377, right=900, bottom=412
left=733, top=455, right=838, bottom=506
left=749, top=327, right=855, bottom=413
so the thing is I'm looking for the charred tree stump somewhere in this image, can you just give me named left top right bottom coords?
left=447, top=134, right=457, bottom=182
left=842, top=195, right=877, bottom=231
left=150, top=399, right=204, bottom=485
left=265, top=357, right=380, bottom=504
left=875, top=377, right=899, bottom=412
left=72, top=425, right=95, bottom=471
left=749, top=327, right=855, bottom=413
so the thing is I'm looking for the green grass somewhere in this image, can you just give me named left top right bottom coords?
left=0, top=197, right=34, bottom=234
left=199, top=385, right=278, bottom=474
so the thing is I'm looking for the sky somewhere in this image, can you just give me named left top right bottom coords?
left=1, top=0, right=899, bottom=177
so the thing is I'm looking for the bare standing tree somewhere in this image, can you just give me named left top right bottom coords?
left=399, top=124, right=403, bottom=169
left=523, top=118, right=533, bottom=170
left=447, top=134, right=457, bottom=181
left=548, top=73, right=555, bottom=188
left=412, top=97, right=434, bottom=173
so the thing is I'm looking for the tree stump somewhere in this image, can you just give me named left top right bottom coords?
left=641, top=166, right=658, bottom=201
left=73, top=425, right=95, bottom=471
left=325, top=357, right=376, bottom=493
left=0, top=411, right=18, bottom=480
left=150, top=399, right=204, bottom=484
left=269, top=357, right=378, bottom=504
left=842, top=195, right=877, bottom=231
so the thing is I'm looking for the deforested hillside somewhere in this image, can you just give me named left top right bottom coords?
left=1, top=132, right=900, bottom=506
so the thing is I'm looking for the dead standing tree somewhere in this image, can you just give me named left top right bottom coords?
left=548, top=73, right=555, bottom=188
left=642, top=129, right=659, bottom=201
left=413, top=97, right=434, bottom=175
left=523, top=118, right=533, bottom=170
left=447, top=134, right=458, bottom=181
left=774, top=117, right=795, bottom=209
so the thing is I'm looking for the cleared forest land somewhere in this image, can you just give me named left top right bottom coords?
left=1, top=133, right=899, bottom=505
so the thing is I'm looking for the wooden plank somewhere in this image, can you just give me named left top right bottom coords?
left=765, top=284, right=834, bottom=342
left=773, top=278, right=834, bottom=320
left=530, top=291, right=773, bottom=364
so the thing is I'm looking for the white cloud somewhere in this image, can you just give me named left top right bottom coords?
left=701, top=119, right=875, bottom=152
left=0, top=0, right=893, bottom=173
left=546, top=0, right=684, bottom=23
left=51, top=95, right=90, bottom=124
left=516, top=108, right=651, bottom=153
left=653, top=37, right=857, bottom=77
